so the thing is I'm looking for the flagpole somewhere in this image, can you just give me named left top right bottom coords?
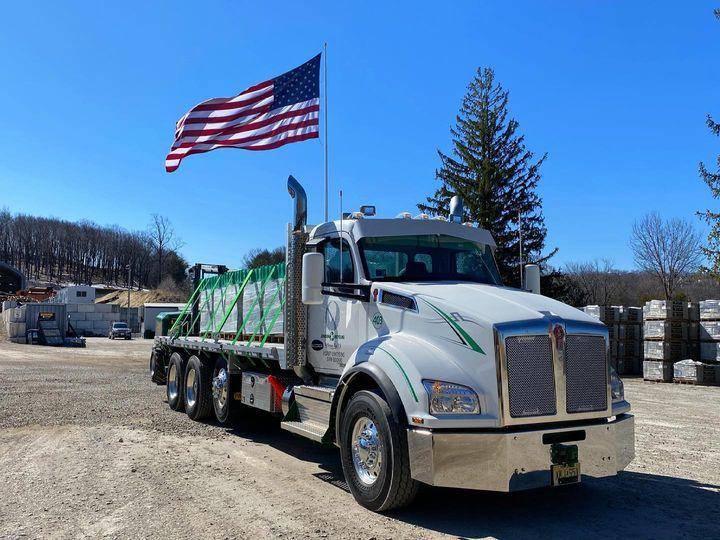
left=323, top=42, right=329, bottom=223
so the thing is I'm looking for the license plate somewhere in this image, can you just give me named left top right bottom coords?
left=551, top=463, right=581, bottom=486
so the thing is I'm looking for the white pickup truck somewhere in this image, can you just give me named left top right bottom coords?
left=150, top=175, right=634, bottom=511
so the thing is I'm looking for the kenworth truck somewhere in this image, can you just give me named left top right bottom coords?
left=149, top=176, right=634, bottom=511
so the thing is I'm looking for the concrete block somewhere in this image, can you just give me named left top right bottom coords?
left=94, top=303, right=113, bottom=314
left=78, top=304, right=95, bottom=313
left=93, top=321, right=110, bottom=332
left=85, top=312, right=103, bottom=321
left=103, top=313, right=118, bottom=322
left=66, top=303, right=79, bottom=313
left=75, top=320, right=93, bottom=330
left=68, top=312, right=85, bottom=322
left=7, top=322, right=27, bottom=339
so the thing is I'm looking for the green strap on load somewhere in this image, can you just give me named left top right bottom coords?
left=231, top=265, right=277, bottom=346
left=183, top=274, right=222, bottom=339
left=169, top=278, right=206, bottom=338
left=259, top=294, right=286, bottom=347
left=246, top=276, right=285, bottom=347
left=207, top=269, right=254, bottom=341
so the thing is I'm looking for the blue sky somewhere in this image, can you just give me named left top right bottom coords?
left=0, top=1, right=718, bottom=271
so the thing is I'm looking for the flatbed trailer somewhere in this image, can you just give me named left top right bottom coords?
left=150, top=175, right=635, bottom=512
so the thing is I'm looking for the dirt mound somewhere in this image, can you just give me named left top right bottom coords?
left=96, top=289, right=186, bottom=308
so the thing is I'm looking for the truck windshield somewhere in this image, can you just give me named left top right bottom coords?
left=358, top=234, right=502, bottom=285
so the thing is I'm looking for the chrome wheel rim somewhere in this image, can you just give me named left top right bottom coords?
left=351, top=416, right=383, bottom=486
left=185, top=367, right=197, bottom=408
left=168, top=364, right=178, bottom=401
left=212, top=368, right=228, bottom=410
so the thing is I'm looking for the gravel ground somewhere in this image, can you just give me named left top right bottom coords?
left=0, top=338, right=718, bottom=539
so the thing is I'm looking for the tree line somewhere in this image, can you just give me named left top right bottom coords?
left=0, top=209, right=187, bottom=290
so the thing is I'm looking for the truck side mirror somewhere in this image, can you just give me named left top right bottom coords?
left=524, top=264, right=541, bottom=294
left=302, top=252, right=324, bottom=305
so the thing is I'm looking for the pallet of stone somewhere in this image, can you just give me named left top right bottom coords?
left=699, top=320, right=720, bottom=341
left=699, top=341, right=720, bottom=362
left=673, top=359, right=717, bottom=384
left=688, top=302, right=700, bottom=322
left=619, top=324, right=642, bottom=341
left=699, top=300, right=720, bottom=320
left=643, top=360, right=674, bottom=382
left=606, top=324, right=619, bottom=340
left=643, top=320, right=688, bottom=341
left=643, top=340, right=688, bottom=360
left=643, top=300, right=688, bottom=321
left=625, top=307, right=643, bottom=323
left=582, top=305, right=619, bottom=324
left=618, top=340, right=642, bottom=358
left=613, top=306, right=628, bottom=322
left=618, top=357, right=642, bottom=376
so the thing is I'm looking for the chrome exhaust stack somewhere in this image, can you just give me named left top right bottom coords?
left=285, top=175, right=311, bottom=381
left=449, top=195, right=464, bottom=223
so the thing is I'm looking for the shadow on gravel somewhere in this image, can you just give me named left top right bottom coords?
left=215, top=414, right=719, bottom=539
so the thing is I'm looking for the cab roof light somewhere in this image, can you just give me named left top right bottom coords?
left=396, top=212, right=412, bottom=219
left=360, top=205, right=376, bottom=217
left=414, top=213, right=430, bottom=220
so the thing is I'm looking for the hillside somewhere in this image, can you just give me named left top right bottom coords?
left=96, top=289, right=187, bottom=308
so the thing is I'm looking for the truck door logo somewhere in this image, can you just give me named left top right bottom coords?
left=311, top=339, right=324, bottom=351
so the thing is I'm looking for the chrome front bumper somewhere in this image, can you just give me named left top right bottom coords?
left=407, top=414, right=634, bottom=492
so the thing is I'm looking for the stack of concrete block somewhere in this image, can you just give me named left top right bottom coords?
left=582, top=306, right=620, bottom=369
left=699, top=300, right=720, bottom=363
left=616, top=306, right=643, bottom=375
left=673, top=359, right=717, bottom=384
left=67, top=303, right=121, bottom=337
left=582, top=305, right=643, bottom=375
left=643, top=300, right=693, bottom=382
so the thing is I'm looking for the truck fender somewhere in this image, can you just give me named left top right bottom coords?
left=329, top=362, right=406, bottom=446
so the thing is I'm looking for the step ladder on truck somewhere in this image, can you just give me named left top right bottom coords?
left=150, top=175, right=635, bottom=512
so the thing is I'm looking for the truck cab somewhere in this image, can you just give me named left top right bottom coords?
left=153, top=176, right=634, bottom=512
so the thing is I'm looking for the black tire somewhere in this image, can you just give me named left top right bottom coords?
left=212, top=357, right=236, bottom=424
left=184, top=355, right=213, bottom=421
left=339, top=390, right=418, bottom=512
left=166, top=352, right=185, bottom=411
left=150, top=350, right=167, bottom=385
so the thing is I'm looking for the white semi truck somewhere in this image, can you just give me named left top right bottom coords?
left=150, top=176, right=634, bottom=511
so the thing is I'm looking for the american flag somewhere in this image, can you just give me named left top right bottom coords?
left=165, top=54, right=321, bottom=172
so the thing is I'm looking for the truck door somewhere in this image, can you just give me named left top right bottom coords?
left=307, top=237, right=366, bottom=374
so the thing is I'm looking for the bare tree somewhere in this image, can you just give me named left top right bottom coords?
left=630, top=213, right=702, bottom=299
left=564, top=259, right=625, bottom=305
left=148, top=214, right=184, bottom=285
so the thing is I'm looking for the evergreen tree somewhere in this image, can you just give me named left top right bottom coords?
left=418, top=67, right=556, bottom=285
left=698, top=9, right=720, bottom=275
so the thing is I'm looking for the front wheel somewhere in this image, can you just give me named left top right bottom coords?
left=339, top=390, right=418, bottom=512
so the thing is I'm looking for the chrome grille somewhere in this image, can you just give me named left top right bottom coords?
left=505, top=335, right=556, bottom=418
left=565, top=335, right=608, bottom=413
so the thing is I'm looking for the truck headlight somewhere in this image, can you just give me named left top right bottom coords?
left=610, top=367, right=624, bottom=402
left=422, top=380, right=480, bottom=414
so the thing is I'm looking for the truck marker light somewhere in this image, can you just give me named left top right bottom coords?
left=411, top=416, right=424, bottom=425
